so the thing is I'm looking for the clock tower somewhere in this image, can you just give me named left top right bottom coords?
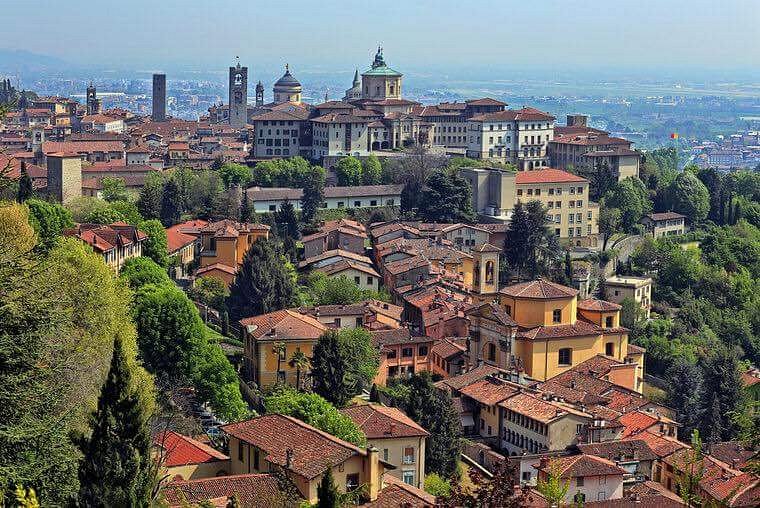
left=228, top=59, right=248, bottom=128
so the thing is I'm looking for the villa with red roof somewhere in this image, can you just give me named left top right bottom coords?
left=154, top=431, right=229, bottom=481
left=64, top=221, right=146, bottom=272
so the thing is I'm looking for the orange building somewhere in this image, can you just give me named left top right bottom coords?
left=195, top=219, right=270, bottom=286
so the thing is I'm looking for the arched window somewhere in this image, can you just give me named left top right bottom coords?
left=485, top=260, right=494, bottom=284
left=474, top=262, right=480, bottom=285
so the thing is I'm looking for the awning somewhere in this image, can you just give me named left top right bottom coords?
left=461, top=413, right=475, bottom=427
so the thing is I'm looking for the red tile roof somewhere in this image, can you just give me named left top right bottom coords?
left=165, top=223, right=199, bottom=253
left=222, top=414, right=366, bottom=479
left=435, top=364, right=502, bottom=392
left=42, top=140, right=125, bottom=154
left=500, top=278, right=578, bottom=299
left=239, top=309, right=327, bottom=341
left=459, top=377, right=520, bottom=406
left=155, top=431, right=228, bottom=467
left=195, top=263, right=237, bottom=276
left=578, top=298, right=622, bottom=312
left=163, top=474, right=282, bottom=507
left=515, top=169, right=587, bottom=185
left=430, top=337, right=467, bottom=359
left=364, top=474, right=436, bottom=507
left=465, top=98, right=508, bottom=107
left=618, top=411, right=660, bottom=438
left=535, top=454, right=625, bottom=478
left=340, top=404, right=428, bottom=439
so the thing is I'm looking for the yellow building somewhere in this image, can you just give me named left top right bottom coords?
left=341, top=404, right=428, bottom=489
left=222, top=414, right=387, bottom=504
left=240, top=309, right=327, bottom=389
left=196, top=219, right=270, bottom=286
left=604, top=275, right=653, bottom=319
left=496, top=279, right=642, bottom=387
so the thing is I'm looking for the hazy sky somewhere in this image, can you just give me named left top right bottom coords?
left=3, top=0, right=759, bottom=74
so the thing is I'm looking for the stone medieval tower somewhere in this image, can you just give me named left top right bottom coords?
left=228, top=60, right=248, bottom=128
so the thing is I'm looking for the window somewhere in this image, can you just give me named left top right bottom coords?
left=334, top=317, right=342, bottom=327
left=487, top=343, right=496, bottom=361
left=337, top=201, right=344, bottom=208
left=418, top=345, right=428, bottom=356
left=238, top=441, right=244, bottom=461
left=387, top=349, right=397, bottom=359
left=552, top=309, right=562, bottom=323
left=354, top=276, right=360, bottom=285
left=605, top=316, right=614, bottom=328
left=403, top=447, right=415, bottom=464
left=505, top=304, right=512, bottom=316
left=402, top=347, right=413, bottom=357
left=370, top=200, right=377, bottom=206
left=522, top=471, right=532, bottom=482
left=346, top=473, right=360, bottom=491
left=517, top=189, right=523, bottom=196
left=383, top=448, right=389, bottom=461
left=253, top=449, right=260, bottom=470
left=354, top=200, right=361, bottom=207
left=549, top=188, right=554, bottom=195
left=355, top=317, right=363, bottom=327
left=402, top=470, right=415, bottom=486
left=558, top=348, right=572, bottom=366
left=577, top=477, right=585, bottom=487
left=268, top=204, right=276, bottom=211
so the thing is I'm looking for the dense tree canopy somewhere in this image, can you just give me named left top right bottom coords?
left=503, top=200, right=561, bottom=278
left=138, top=219, right=170, bottom=268
left=603, top=176, right=651, bottom=232
left=661, top=171, right=710, bottom=223
left=334, top=157, right=363, bottom=186
left=418, top=169, right=475, bottom=223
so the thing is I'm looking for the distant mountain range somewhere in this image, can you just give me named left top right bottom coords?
left=0, top=49, right=71, bottom=76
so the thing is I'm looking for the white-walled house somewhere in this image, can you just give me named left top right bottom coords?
left=246, top=184, right=402, bottom=213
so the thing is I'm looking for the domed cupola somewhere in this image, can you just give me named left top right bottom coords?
left=273, top=64, right=302, bottom=104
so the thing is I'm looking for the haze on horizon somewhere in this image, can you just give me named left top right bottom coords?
left=2, top=0, right=759, bottom=79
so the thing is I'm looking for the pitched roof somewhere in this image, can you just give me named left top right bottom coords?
left=500, top=392, right=590, bottom=423
left=340, top=404, right=429, bottom=439
left=221, top=414, right=366, bottom=479
left=162, top=474, right=282, bottom=507
left=459, top=377, right=520, bottom=406
left=470, top=107, right=555, bottom=122
left=577, top=439, right=658, bottom=463
left=500, top=278, right=578, bottom=299
left=363, top=475, right=436, bottom=507
left=430, top=337, right=467, bottom=360
left=155, top=431, right=228, bottom=467
left=435, top=364, right=501, bottom=392
left=42, top=140, right=125, bottom=154
left=517, top=319, right=603, bottom=341
left=465, top=98, right=508, bottom=107
left=515, top=169, right=587, bottom=185
left=535, top=454, right=626, bottom=478
left=165, top=223, right=199, bottom=253
left=578, top=298, right=622, bottom=312
left=645, top=211, right=687, bottom=221
left=195, top=262, right=237, bottom=276
left=582, top=480, right=686, bottom=507
left=239, top=309, right=327, bottom=341
left=623, top=430, right=686, bottom=458
left=314, top=259, right=380, bottom=278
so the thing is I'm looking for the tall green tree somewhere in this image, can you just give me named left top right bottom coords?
left=138, top=219, right=170, bottom=268
left=334, top=157, right=363, bottom=186
left=362, top=154, right=382, bottom=185
left=418, top=169, right=475, bottom=223
left=301, top=165, right=326, bottom=225
left=275, top=200, right=300, bottom=238
left=503, top=200, right=560, bottom=278
left=77, top=336, right=153, bottom=508
left=598, top=205, right=621, bottom=250
left=16, top=161, right=33, bottom=202
left=663, top=171, right=710, bottom=224
left=160, top=177, right=182, bottom=226
left=218, top=162, right=252, bottom=189
left=699, top=346, right=743, bottom=442
left=137, top=172, right=164, bottom=220
left=311, top=330, right=357, bottom=408
left=25, top=198, right=74, bottom=250
left=120, top=257, right=172, bottom=289
left=101, top=176, right=130, bottom=202
left=603, top=176, right=651, bottom=232
left=226, top=239, right=296, bottom=321
left=316, top=470, right=339, bottom=508
left=666, top=358, right=704, bottom=440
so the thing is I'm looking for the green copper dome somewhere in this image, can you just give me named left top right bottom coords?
left=362, top=46, right=402, bottom=77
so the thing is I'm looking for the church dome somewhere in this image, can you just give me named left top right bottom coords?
left=274, top=64, right=301, bottom=90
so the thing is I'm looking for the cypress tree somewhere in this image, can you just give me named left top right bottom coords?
left=311, top=330, right=356, bottom=408
left=316, top=469, right=339, bottom=508
left=666, top=358, right=704, bottom=440
left=699, top=346, right=743, bottom=441
left=77, top=336, right=153, bottom=507
left=16, top=161, right=33, bottom=202
left=240, top=188, right=251, bottom=222
left=160, top=178, right=182, bottom=226
left=226, top=239, right=296, bottom=321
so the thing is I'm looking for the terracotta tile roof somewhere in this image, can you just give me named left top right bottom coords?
left=314, top=259, right=380, bottom=278
left=250, top=109, right=310, bottom=122
left=464, top=302, right=517, bottom=327
left=430, top=337, right=467, bottom=359
left=364, top=474, right=435, bottom=507
left=324, top=184, right=403, bottom=198
left=622, top=430, right=686, bottom=458
left=515, top=168, right=587, bottom=185
left=626, top=343, right=646, bottom=355
left=577, top=439, right=658, bottom=463
left=618, top=411, right=660, bottom=438
left=500, top=278, right=578, bottom=299
left=500, top=392, right=590, bottom=423
left=298, top=249, right=374, bottom=269
left=536, top=454, right=625, bottom=478
left=200, top=219, right=269, bottom=238
left=551, top=132, right=632, bottom=147
left=465, top=98, right=508, bottom=107
left=340, top=404, right=428, bottom=439
left=582, top=480, right=685, bottom=507
left=155, top=431, right=228, bottom=467
left=312, top=112, right=372, bottom=124
left=165, top=223, right=199, bottom=253
left=239, top=309, right=327, bottom=341
left=517, top=319, right=602, bottom=340
left=470, top=107, right=555, bottom=122
left=195, top=262, right=237, bottom=276
left=163, top=474, right=282, bottom=507
left=707, top=441, right=756, bottom=470
left=221, top=414, right=366, bottom=479
left=459, top=377, right=520, bottom=406
left=578, top=298, right=622, bottom=312
left=314, top=100, right=355, bottom=110
left=81, top=113, right=122, bottom=124
left=64, top=222, right=146, bottom=253
left=435, top=364, right=501, bottom=392
left=42, top=140, right=125, bottom=154
left=383, top=255, right=429, bottom=276
left=645, top=212, right=687, bottom=221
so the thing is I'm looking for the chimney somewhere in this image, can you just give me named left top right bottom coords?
left=367, top=446, right=381, bottom=501
left=285, top=448, right=294, bottom=470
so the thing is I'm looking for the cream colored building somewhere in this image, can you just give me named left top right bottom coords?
left=604, top=275, right=652, bottom=319
left=641, top=212, right=687, bottom=238
left=460, top=167, right=599, bottom=247
left=341, top=405, right=428, bottom=489
left=361, top=47, right=402, bottom=100
left=312, top=113, right=371, bottom=157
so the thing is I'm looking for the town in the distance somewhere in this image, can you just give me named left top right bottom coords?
left=1, top=45, right=759, bottom=508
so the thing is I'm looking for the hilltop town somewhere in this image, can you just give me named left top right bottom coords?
left=1, top=46, right=759, bottom=508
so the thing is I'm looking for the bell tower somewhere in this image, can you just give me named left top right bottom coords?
left=228, top=58, right=248, bottom=128
left=255, top=80, right=264, bottom=107
left=472, top=243, right=501, bottom=302
left=86, top=82, right=101, bottom=115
